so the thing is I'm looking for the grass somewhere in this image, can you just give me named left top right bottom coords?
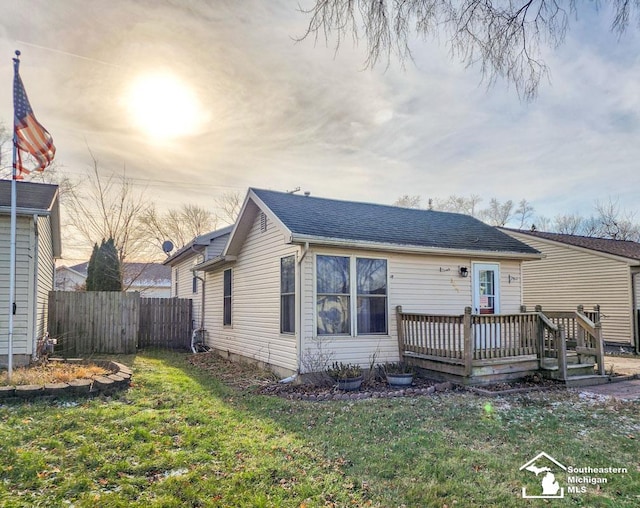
left=0, top=350, right=638, bottom=507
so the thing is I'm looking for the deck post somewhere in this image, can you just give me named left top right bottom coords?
left=594, top=322, right=605, bottom=375
left=576, top=305, right=585, bottom=349
left=557, top=324, right=568, bottom=381
left=463, top=306, right=473, bottom=376
left=535, top=306, right=544, bottom=366
left=520, top=305, right=527, bottom=313
left=396, top=306, right=405, bottom=363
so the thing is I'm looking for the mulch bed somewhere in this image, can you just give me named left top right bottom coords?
left=187, top=352, right=562, bottom=401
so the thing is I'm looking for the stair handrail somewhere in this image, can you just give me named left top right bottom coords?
left=575, top=308, right=605, bottom=376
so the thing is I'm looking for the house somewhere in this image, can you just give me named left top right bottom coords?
left=55, top=262, right=173, bottom=298
left=503, top=228, right=640, bottom=353
left=0, top=180, right=61, bottom=367
left=188, top=188, right=556, bottom=382
left=162, top=226, right=233, bottom=329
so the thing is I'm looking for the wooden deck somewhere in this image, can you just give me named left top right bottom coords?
left=396, top=305, right=606, bottom=385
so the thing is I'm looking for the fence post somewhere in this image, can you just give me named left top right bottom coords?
left=396, top=306, right=405, bottom=363
left=520, top=305, right=527, bottom=313
left=593, top=304, right=601, bottom=323
left=463, top=306, right=473, bottom=376
left=557, top=324, right=568, bottom=381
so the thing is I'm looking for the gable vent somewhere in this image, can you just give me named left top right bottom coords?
left=260, top=212, right=268, bottom=233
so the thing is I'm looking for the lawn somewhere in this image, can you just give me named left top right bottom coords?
left=0, top=350, right=638, bottom=507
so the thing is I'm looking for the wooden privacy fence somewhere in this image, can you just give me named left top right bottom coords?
left=48, top=291, right=192, bottom=355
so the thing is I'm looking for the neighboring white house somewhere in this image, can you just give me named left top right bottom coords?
left=55, top=262, right=172, bottom=298
left=503, top=228, right=640, bottom=352
left=186, top=188, right=541, bottom=378
left=0, top=180, right=61, bottom=367
left=162, top=226, right=233, bottom=330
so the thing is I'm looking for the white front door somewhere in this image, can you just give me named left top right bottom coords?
left=473, top=263, right=501, bottom=348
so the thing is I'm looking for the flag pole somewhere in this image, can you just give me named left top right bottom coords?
left=7, top=51, right=21, bottom=382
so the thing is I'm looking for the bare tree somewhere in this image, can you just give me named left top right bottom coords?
left=433, top=194, right=482, bottom=216
left=299, top=1, right=640, bottom=100
left=553, top=213, right=585, bottom=235
left=140, top=204, right=219, bottom=252
left=0, top=121, right=10, bottom=177
left=65, top=151, right=152, bottom=263
left=478, top=198, right=514, bottom=226
left=593, top=198, right=640, bottom=241
left=513, top=199, right=535, bottom=228
left=393, top=194, right=422, bottom=208
left=215, top=190, right=243, bottom=225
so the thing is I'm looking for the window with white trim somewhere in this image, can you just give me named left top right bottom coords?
left=316, top=255, right=387, bottom=336
left=223, top=269, right=232, bottom=326
left=280, top=255, right=295, bottom=334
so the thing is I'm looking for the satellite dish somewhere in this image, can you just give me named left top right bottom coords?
left=162, top=240, right=174, bottom=254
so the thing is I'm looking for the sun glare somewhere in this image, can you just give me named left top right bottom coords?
left=126, top=72, right=204, bottom=140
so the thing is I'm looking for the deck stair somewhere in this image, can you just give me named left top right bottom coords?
left=540, top=353, right=609, bottom=387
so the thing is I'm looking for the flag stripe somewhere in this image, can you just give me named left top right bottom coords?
left=13, top=60, right=56, bottom=177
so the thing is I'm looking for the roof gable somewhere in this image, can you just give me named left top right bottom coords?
left=162, top=225, right=233, bottom=265
left=504, top=229, right=640, bottom=262
left=247, top=188, right=539, bottom=256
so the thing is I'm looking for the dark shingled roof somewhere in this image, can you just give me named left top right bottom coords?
left=0, top=180, right=58, bottom=212
left=505, top=229, right=640, bottom=261
left=252, top=188, right=539, bottom=255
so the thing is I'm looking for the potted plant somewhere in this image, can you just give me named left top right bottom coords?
left=381, top=362, right=414, bottom=387
left=326, top=361, right=363, bottom=391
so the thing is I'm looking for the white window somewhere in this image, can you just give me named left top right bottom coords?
left=280, top=256, right=295, bottom=334
left=316, top=255, right=387, bottom=336
left=223, top=269, right=232, bottom=326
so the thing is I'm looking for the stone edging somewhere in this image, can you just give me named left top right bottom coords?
left=277, top=381, right=454, bottom=401
left=0, top=360, right=132, bottom=401
left=465, top=385, right=558, bottom=397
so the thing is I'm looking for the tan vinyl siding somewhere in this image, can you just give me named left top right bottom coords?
left=203, top=212, right=298, bottom=372
left=510, top=232, right=634, bottom=344
left=300, top=247, right=524, bottom=370
left=206, top=234, right=229, bottom=259
left=0, top=216, right=33, bottom=355
left=35, top=215, right=55, bottom=343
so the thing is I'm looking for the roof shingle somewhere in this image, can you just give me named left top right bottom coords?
left=505, top=229, right=640, bottom=261
left=252, top=189, right=539, bottom=255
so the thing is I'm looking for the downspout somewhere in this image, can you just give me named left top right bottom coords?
left=189, top=245, right=206, bottom=331
left=31, top=214, right=39, bottom=361
left=192, top=270, right=206, bottom=331
left=281, top=241, right=310, bottom=384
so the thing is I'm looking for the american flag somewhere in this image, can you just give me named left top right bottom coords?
left=13, top=60, right=56, bottom=179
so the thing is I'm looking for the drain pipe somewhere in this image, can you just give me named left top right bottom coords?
left=280, top=242, right=310, bottom=384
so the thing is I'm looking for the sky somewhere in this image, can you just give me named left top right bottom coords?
left=1, top=1, right=639, bottom=261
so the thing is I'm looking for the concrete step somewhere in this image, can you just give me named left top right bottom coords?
left=565, top=375, right=611, bottom=388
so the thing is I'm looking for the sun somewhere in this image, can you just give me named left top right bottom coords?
left=125, top=72, right=205, bottom=140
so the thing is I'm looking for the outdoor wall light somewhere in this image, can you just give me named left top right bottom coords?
left=459, top=266, right=469, bottom=278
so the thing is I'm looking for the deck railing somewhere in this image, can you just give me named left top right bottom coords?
left=396, top=304, right=604, bottom=379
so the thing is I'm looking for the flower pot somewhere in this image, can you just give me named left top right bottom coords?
left=336, top=375, right=363, bottom=391
left=386, top=373, right=414, bottom=387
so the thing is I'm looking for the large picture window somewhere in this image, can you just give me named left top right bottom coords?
left=316, top=256, right=351, bottom=335
left=356, top=258, right=388, bottom=334
left=280, top=256, right=295, bottom=334
left=223, top=269, right=232, bottom=326
left=316, top=255, right=387, bottom=336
